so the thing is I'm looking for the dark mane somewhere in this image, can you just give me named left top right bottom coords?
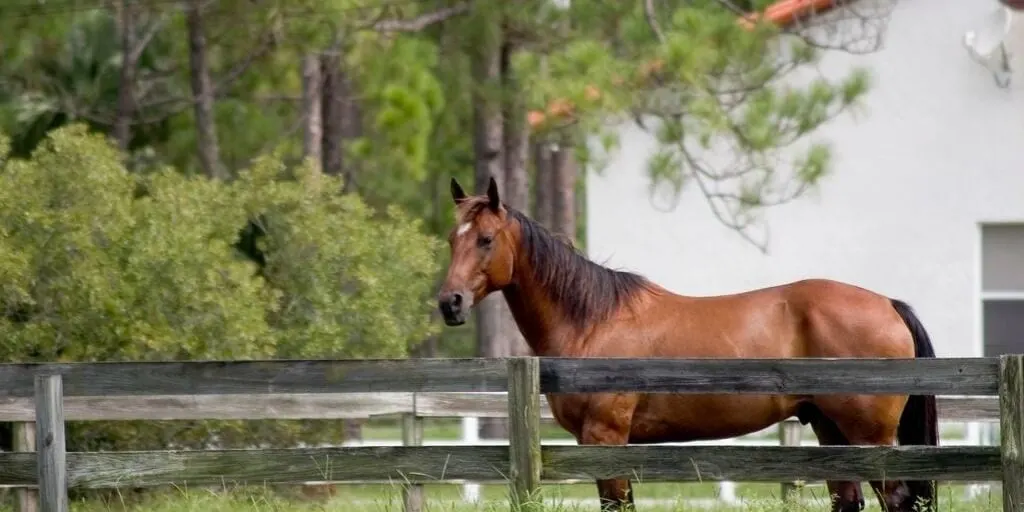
left=505, top=207, right=651, bottom=328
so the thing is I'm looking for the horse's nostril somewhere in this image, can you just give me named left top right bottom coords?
left=452, top=294, right=463, bottom=307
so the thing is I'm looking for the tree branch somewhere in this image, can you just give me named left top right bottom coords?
left=370, top=2, right=470, bottom=32
left=643, top=0, right=666, bottom=43
left=128, top=13, right=169, bottom=63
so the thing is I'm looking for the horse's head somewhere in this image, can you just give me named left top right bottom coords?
left=437, top=176, right=517, bottom=326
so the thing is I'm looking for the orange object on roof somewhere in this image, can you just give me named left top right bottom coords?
left=739, top=0, right=838, bottom=29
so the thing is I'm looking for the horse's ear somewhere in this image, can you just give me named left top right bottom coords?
left=450, top=178, right=467, bottom=204
left=486, top=176, right=501, bottom=211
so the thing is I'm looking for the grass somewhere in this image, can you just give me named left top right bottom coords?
left=27, top=482, right=1002, bottom=512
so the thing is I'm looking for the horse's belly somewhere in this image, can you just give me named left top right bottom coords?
left=628, top=394, right=794, bottom=444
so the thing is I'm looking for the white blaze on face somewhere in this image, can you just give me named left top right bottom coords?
left=456, top=223, right=472, bottom=237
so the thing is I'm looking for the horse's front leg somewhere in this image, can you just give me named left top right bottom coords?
left=581, top=403, right=635, bottom=511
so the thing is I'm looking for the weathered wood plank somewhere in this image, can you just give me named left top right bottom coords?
left=1000, top=355, right=1024, bottom=512
left=0, top=444, right=1000, bottom=488
left=0, top=393, right=417, bottom=422
left=0, top=358, right=1000, bottom=399
left=416, top=393, right=528, bottom=418
left=937, top=397, right=999, bottom=421
left=407, top=394, right=997, bottom=422
left=540, top=358, right=998, bottom=395
left=416, top=394, right=996, bottom=421
left=541, top=445, right=1001, bottom=482
left=62, top=447, right=511, bottom=488
left=35, top=375, right=68, bottom=512
left=14, top=421, right=38, bottom=512
left=0, top=450, right=517, bottom=487
left=507, top=358, right=542, bottom=511
left=0, top=393, right=994, bottom=423
left=0, top=449, right=506, bottom=488
left=0, top=359, right=507, bottom=397
left=0, top=454, right=38, bottom=486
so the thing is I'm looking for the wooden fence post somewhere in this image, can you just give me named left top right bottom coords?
left=778, top=420, right=803, bottom=505
left=507, top=357, right=542, bottom=512
left=401, top=409, right=424, bottom=512
left=15, top=421, right=38, bottom=512
left=34, top=374, right=67, bottom=512
left=1000, top=354, right=1024, bottom=512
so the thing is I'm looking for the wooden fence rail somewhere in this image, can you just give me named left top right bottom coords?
left=2, top=355, right=1019, bottom=512
left=0, top=392, right=1001, bottom=422
left=0, top=357, right=1001, bottom=396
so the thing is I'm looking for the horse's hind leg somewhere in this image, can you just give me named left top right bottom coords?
left=807, top=411, right=866, bottom=512
left=815, top=396, right=914, bottom=512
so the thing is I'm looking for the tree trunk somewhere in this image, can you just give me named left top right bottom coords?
left=472, top=20, right=508, bottom=440
left=300, top=54, right=323, bottom=167
left=185, top=0, right=226, bottom=179
left=114, top=0, right=137, bottom=152
left=321, top=51, right=361, bottom=190
left=551, top=143, right=577, bottom=241
left=321, top=52, right=343, bottom=178
left=532, top=140, right=554, bottom=228
left=500, top=42, right=531, bottom=358
left=319, top=54, right=366, bottom=441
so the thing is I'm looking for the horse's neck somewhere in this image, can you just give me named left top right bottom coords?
left=500, top=263, right=578, bottom=357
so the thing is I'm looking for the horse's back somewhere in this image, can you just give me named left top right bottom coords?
left=624, top=277, right=913, bottom=359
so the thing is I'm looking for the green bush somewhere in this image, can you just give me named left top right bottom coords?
left=0, top=125, right=443, bottom=451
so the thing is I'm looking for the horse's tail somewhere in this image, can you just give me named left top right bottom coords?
left=891, top=298, right=938, bottom=511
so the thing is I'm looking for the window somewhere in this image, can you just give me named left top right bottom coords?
left=981, top=223, right=1024, bottom=356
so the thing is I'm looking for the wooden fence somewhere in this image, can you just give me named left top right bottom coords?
left=0, top=388, right=998, bottom=508
left=0, top=355, right=1018, bottom=512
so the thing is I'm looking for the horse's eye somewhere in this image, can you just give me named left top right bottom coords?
left=477, top=235, right=493, bottom=248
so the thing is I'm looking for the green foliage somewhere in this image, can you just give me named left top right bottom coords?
left=0, top=125, right=442, bottom=449
left=0, top=0, right=478, bottom=360
left=0, top=9, right=178, bottom=158
left=237, top=155, right=441, bottom=358
left=348, top=35, right=447, bottom=213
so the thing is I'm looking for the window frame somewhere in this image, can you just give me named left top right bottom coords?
left=980, top=223, right=1024, bottom=357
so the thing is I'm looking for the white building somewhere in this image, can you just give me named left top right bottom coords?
left=586, top=0, right=1024, bottom=358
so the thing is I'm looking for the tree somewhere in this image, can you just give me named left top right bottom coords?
left=0, top=6, right=178, bottom=160
left=501, top=41, right=532, bottom=359
left=114, top=0, right=138, bottom=151
left=300, top=54, right=323, bottom=167
left=184, top=0, right=225, bottom=179
left=532, top=141, right=554, bottom=227
left=466, top=3, right=511, bottom=438
left=550, top=142, right=578, bottom=239
left=522, top=0, right=887, bottom=252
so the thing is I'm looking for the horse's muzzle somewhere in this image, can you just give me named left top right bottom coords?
left=438, top=291, right=470, bottom=326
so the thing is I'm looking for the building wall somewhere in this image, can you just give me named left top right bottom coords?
left=585, top=0, right=1024, bottom=358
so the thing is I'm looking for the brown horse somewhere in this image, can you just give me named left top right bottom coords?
left=437, top=177, right=938, bottom=512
